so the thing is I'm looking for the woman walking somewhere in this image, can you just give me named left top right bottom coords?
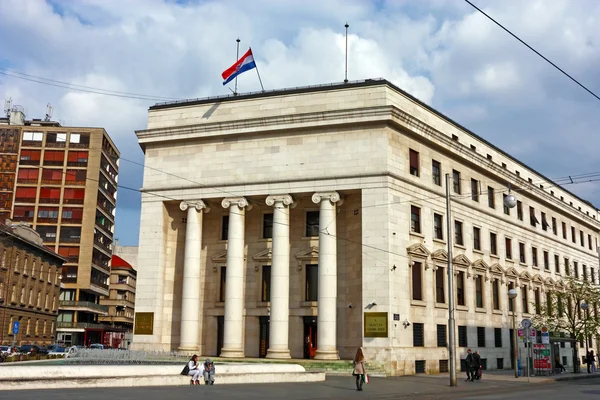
left=353, top=347, right=367, bottom=391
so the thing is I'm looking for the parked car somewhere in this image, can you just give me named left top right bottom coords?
left=65, top=345, right=85, bottom=358
left=19, top=345, right=49, bottom=355
left=47, top=347, right=67, bottom=357
left=0, top=346, right=10, bottom=355
left=89, top=343, right=106, bottom=350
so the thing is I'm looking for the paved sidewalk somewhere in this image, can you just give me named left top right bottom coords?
left=424, top=368, right=600, bottom=383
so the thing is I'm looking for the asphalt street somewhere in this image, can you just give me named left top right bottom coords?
left=0, top=376, right=598, bottom=400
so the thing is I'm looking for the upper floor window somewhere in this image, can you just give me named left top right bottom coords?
left=409, top=149, right=419, bottom=177
left=432, top=160, right=441, bottom=186
left=305, top=211, right=319, bottom=237
left=530, top=206, right=539, bottom=227
left=454, top=221, right=464, bottom=246
left=410, top=206, right=421, bottom=234
left=471, top=179, right=479, bottom=202
left=452, top=170, right=461, bottom=194
left=262, top=213, right=273, bottom=239
left=517, top=201, right=523, bottom=221
left=488, top=187, right=495, bottom=209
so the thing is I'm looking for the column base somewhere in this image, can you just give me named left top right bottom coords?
left=314, top=349, right=340, bottom=360
left=178, top=346, right=199, bottom=353
left=219, top=348, right=245, bottom=358
left=266, top=348, right=292, bottom=359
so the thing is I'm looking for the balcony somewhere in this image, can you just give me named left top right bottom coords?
left=60, top=237, right=81, bottom=244
left=66, top=161, right=88, bottom=167
left=64, top=198, right=84, bottom=205
left=92, top=261, right=110, bottom=273
left=37, top=217, right=59, bottom=223
left=94, top=240, right=112, bottom=254
left=19, top=159, right=41, bottom=166
left=21, top=141, right=42, bottom=147
left=43, top=160, right=64, bottom=166
left=56, top=322, right=106, bottom=330
left=38, top=197, right=61, bottom=204
left=40, top=180, right=62, bottom=186
left=99, top=315, right=134, bottom=325
left=12, top=215, right=34, bottom=222
left=61, top=218, right=82, bottom=225
left=65, top=255, right=79, bottom=263
left=16, top=179, right=38, bottom=184
left=59, top=300, right=108, bottom=315
left=14, top=197, right=36, bottom=204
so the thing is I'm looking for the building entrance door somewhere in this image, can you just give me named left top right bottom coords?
left=303, top=316, right=317, bottom=359
left=216, top=316, right=224, bottom=356
left=259, top=316, right=270, bottom=358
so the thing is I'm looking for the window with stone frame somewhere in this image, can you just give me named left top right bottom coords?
left=261, top=265, right=271, bottom=302
left=583, top=265, right=588, bottom=281
left=552, top=217, right=557, bottom=235
left=458, top=326, right=468, bottom=347
left=435, top=266, right=445, bottom=303
left=492, top=279, right=500, bottom=310
left=555, top=254, right=560, bottom=274
left=530, top=206, right=539, bottom=227
left=457, top=271, right=465, bottom=306
left=413, top=323, right=424, bottom=347
left=505, top=238, right=512, bottom=260
left=503, top=194, right=510, bottom=215
left=437, top=324, right=447, bottom=347
left=574, top=261, right=579, bottom=279
left=543, top=251, right=549, bottom=271
left=412, top=261, right=423, bottom=301
left=305, top=264, right=318, bottom=301
left=517, top=201, right=523, bottom=220
left=221, top=216, right=229, bottom=241
left=532, top=247, right=538, bottom=267
left=490, top=233, right=497, bottom=255
left=262, top=213, right=273, bottom=239
left=562, top=222, right=567, bottom=239
left=488, top=187, right=495, bottom=209
left=409, top=149, right=420, bottom=177
left=475, top=275, right=484, bottom=308
left=454, top=220, right=463, bottom=246
left=571, top=226, right=576, bottom=243
left=452, top=170, right=461, bottom=194
left=473, top=227, right=481, bottom=251
left=471, top=179, right=479, bottom=202
left=477, top=327, right=486, bottom=347
left=305, top=211, right=319, bottom=237
left=410, top=206, right=421, bottom=234
left=541, top=212, right=549, bottom=231
left=219, top=266, right=226, bottom=302
left=519, top=242, right=525, bottom=263
left=508, top=282, right=515, bottom=312
left=534, top=288, right=541, bottom=314
left=432, top=160, right=441, bottom=186
left=522, top=285, right=529, bottom=313
left=580, top=230, right=584, bottom=247
left=433, top=213, right=443, bottom=240
left=494, top=328, right=502, bottom=347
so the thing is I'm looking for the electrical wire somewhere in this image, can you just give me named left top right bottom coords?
left=464, top=0, right=600, bottom=103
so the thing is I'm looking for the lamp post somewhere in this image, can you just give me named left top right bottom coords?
left=508, top=288, right=519, bottom=378
left=581, top=302, right=589, bottom=373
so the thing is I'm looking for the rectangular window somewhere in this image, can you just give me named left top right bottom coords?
left=16, top=168, right=39, bottom=183
left=517, top=201, right=523, bottom=221
left=409, top=149, right=419, bottom=177
left=494, top=328, right=502, bottom=348
left=532, top=247, right=538, bottom=267
left=591, top=268, right=595, bottom=284
left=455, top=221, right=463, bottom=246
left=543, top=251, right=549, bottom=270
left=437, top=325, right=447, bottom=347
left=571, top=227, right=576, bottom=243
left=452, top=170, right=461, bottom=194
left=565, top=257, right=570, bottom=276
left=262, top=213, right=273, bottom=239
left=412, top=262, right=423, bottom=301
left=413, top=323, right=424, bottom=347
left=261, top=265, right=271, bottom=302
left=535, top=288, right=541, bottom=314
left=503, top=194, right=510, bottom=215
left=473, top=227, right=481, bottom=251
left=522, top=285, right=528, bottom=314
left=458, top=326, right=468, bottom=347
left=589, top=234, right=593, bottom=250
left=493, top=279, right=500, bottom=310
left=219, top=266, right=226, bottom=302
left=505, top=238, right=512, bottom=260
left=477, top=327, right=486, bottom=348
left=410, top=206, right=421, bottom=234
left=580, top=231, right=584, bottom=247
left=305, top=211, right=319, bottom=237
left=488, top=187, right=495, bottom=208
left=433, top=213, right=443, bottom=240
left=555, top=254, right=560, bottom=274
left=508, top=282, right=515, bottom=312
left=475, top=275, right=483, bottom=308
left=519, top=243, right=526, bottom=263
left=562, top=222, right=567, bottom=239
left=471, top=179, right=479, bottom=201
left=541, top=212, right=549, bottom=231
left=305, top=264, right=318, bottom=301
left=221, top=216, right=229, bottom=241
left=432, top=160, right=441, bottom=186
left=43, top=150, right=65, bottom=166
left=552, top=217, right=557, bottom=235
left=457, top=271, right=465, bottom=306
left=436, top=266, right=445, bottom=303
left=574, top=261, right=579, bottom=279
left=22, top=131, right=43, bottom=141
left=530, top=206, right=538, bottom=227
left=490, top=233, right=497, bottom=255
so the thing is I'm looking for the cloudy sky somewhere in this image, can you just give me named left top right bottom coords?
left=1, top=0, right=600, bottom=245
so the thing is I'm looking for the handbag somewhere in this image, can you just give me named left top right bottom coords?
left=180, top=364, right=190, bottom=376
left=362, top=374, right=369, bottom=384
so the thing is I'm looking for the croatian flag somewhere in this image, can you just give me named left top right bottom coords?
left=222, top=48, right=257, bottom=86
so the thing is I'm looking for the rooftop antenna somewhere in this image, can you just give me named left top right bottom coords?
left=3, top=98, right=12, bottom=117
left=44, top=103, right=54, bottom=121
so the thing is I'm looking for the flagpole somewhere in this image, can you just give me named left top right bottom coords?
left=344, top=23, right=349, bottom=83
left=251, top=47, right=265, bottom=92
left=234, top=38, right=240, bottom=95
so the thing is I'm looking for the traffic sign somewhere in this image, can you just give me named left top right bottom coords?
left=521, top=319, right=532, bottom=329
left=12, top=321, right=19, bottom=335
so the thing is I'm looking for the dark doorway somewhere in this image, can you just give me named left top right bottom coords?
left=217, top=316, right=224, bottom=356
left=509, top=329, right=515, bottom=369
left=303, top=316, right=317, bottom=359
left=259, top=316, right=270, bottom=358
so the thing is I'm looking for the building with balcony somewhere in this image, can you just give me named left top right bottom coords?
left=0, top=219, right=64, bottom=346
left=132, top=79, right=600, bottom=375
left=0, top=107, right=119, bottom=347
left=99, top=254, right=137, bottom=333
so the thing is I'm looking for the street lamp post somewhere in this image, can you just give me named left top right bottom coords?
left=508, top=288, right=519, bottom=378
left=581, top=302, right=589, bottom=373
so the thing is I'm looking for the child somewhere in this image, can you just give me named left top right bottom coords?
left=203, top=358, right=216, bottom=385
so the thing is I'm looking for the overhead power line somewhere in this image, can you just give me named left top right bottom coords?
left=0, top=68, right=181, bottom=102
left=464, top=0, right=600, bottom=103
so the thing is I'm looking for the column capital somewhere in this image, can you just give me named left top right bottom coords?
left=221, top=197, right=252, bottom=210
left=179, top=200, right=209, bottom=213
left=312, top=191, right=343, bottom=206
left=266, top=194, right=295, bottom=207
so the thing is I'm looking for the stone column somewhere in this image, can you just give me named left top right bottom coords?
left=178, top=200, right=209, bottom=351
left=265, top=194, right=294, bottom=359
left=220, top=197, right=251, bottom=358
left=312, top=191, right=343, bottom=360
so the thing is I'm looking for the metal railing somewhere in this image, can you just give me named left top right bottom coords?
left=56, top=322, right=106, bottom=329
left=59, top=300, right=108, bottom=314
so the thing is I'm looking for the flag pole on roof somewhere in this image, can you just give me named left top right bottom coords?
left=251, top=47, right=265, bottom=93
left=221, top=44, right=264, bottom=94
left=344, top=22, right=349, bottom=84
left=234, top=38, right=241, bottom=95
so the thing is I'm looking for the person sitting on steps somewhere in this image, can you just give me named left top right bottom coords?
left=203, top=358, right=216, bottom=385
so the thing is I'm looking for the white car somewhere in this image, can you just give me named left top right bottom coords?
left=48, top=347, right=68, bottom=357
left=0, top=346, right=10, bottom=355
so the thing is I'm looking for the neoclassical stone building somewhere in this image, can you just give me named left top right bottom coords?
left=132, top=79, right=600, bottom=375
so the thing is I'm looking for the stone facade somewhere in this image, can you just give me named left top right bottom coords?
left=133, top=79, right=600, bottom=375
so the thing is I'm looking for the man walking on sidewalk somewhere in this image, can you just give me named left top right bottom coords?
left=465, top=349, right=477, bottom=382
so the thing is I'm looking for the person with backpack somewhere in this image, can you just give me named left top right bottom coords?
left=180, top=354, right=203, bottom=385
left=203, top=358, right=216, bottom=385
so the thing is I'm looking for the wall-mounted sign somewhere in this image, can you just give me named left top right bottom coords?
left=134, top=312, right=154, bottom=335
left=364, top=312, right=388, bottom=338
left=393, top=314, right=400, bottom=321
